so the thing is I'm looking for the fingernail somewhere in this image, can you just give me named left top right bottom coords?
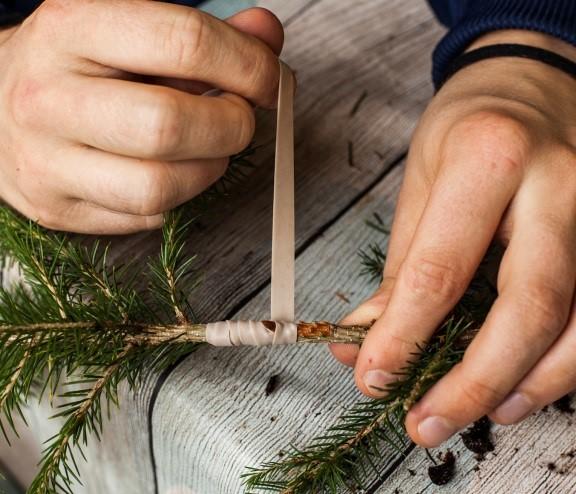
left=362, top=369, right=397, bottom=396
left=493, top=392, right=535, bottom=424
left=417, top=416, right=457, bottom=447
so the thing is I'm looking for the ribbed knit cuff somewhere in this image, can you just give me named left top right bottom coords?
left=0, top=11, right=24, bottom=27
left=432, top=0, right=576, bottom=88
left=0, top=0, right=38, bottom=26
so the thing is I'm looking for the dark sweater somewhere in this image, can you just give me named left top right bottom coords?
left=1, top=0, right=575, bottom=86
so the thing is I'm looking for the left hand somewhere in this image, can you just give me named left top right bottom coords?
left=331, top=30, right=576, bottom=447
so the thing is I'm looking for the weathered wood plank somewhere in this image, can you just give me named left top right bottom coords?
left=152, top=166, right=404, bottom=493
left=378, top=400, right=576, bottom=493
left=2, top=0, right=443, bottom=490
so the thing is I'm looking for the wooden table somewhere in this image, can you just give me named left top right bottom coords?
left=2, top=0, right=576, bottom=492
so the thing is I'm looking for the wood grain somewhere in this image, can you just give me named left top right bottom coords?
left=4, top=0, right=576, bottom=490
left=152, top=166, right=405, bottom=493
left=1, top=0, right=444, bottom=490
left=379, top=399, right=576, bottom=493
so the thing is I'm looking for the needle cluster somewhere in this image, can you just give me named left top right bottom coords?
left=244, top=221, right=498, bottom=494
left=0, top=147, right=256, bottom=494
left=0, top=142, right=498, bottom=493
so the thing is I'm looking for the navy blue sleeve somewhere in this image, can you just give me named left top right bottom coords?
left=428, top=0, right=576, bottom=88
left=1, top=0, right=40, bottom=17
left=0, top=0, right=36, bottom=24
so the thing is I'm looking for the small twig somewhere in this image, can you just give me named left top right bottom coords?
left=0, top=320, right=372, bottom=346
left=347, top=140, right=357, bottom=169
left=349, top=90, right=368, bottom=117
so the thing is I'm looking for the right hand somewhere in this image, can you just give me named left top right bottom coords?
left=0, top=0, right=283, bottom=234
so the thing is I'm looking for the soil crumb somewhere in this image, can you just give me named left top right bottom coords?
left=428, top=451, right=456, bottom=485
left=553, top=395, right=575, bottom=415
left=460, top=416, right=494, bottom=460
left=562, top=449, right=576, bottom=459
left=265, top=374, right=280, bottom=396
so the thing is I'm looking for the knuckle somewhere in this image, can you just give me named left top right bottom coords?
left=143, top=94, right=185, bottom=157
left=5, top=77, right=44, bottom=128
left=385, top=331, right=421, bottom=361
left=242, top=48, right=278, bottom=105
left=133, top=163, right=175, bottom=216
left=227, top=99, right=255, bottom=153
left=446, top=110, right=531, bottom=177
left=517, top=283, right=569, bottom=339
left=33, top=202, right=65, bottom=230
left=164, top=9, right=208, bottom=75
left=29, top=0, right=77, bottom=31
left=403, top=255, right=465, bottom=304
left=458, top=373, right=506, bottom=413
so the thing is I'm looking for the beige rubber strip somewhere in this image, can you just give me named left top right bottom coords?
left=205, top=320, right=297, bottom=346
left=270, top=61, right=295, bottom=322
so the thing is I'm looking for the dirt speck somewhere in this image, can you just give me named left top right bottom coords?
left=562, top=449, right=576, bottom=459
left=460, top=416, right=494, bottom=460
left=553, top=395, right=575, bottom=415
left=265, top=375, right=280, bottom=396
left=428, top=450, right=456, bottom=485
left=349, top=90, right=368, bottom=117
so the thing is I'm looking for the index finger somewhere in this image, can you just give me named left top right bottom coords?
left=34, top=0, right=281, bottom=107
left=354, top=116, right=525, bottom=396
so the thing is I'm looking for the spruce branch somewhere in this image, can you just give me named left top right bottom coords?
left=0, top=138, right=500, bottom=494
left=0, top=146, right=259, bottom=493
left=243, top=316, right=481, bottom=493
left=28, top=343, right=136, bottom=494
left=148, top=209, right=196, bottom=325
left=244, top=229, right=499, bottom=493
left=0, top=320, right=373, bottom=346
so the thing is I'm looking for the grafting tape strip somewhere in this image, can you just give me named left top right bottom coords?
left=205, top=320, right=298, bottom=346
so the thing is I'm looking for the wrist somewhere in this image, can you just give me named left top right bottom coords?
left=441, top=30, right=576, bottom=101
left=469, top=30, right=576, bottom=63
left=432, top=32, right=576, bottom=135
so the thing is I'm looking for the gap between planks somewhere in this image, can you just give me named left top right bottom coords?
left=146, top=151, right=408, bottom=494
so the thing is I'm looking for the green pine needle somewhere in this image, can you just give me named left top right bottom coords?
left=0, top=142, right=500, bottom=494
left=243, top=233, right=498, bottom=493
left=0, top=145, right=257, bottom=493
